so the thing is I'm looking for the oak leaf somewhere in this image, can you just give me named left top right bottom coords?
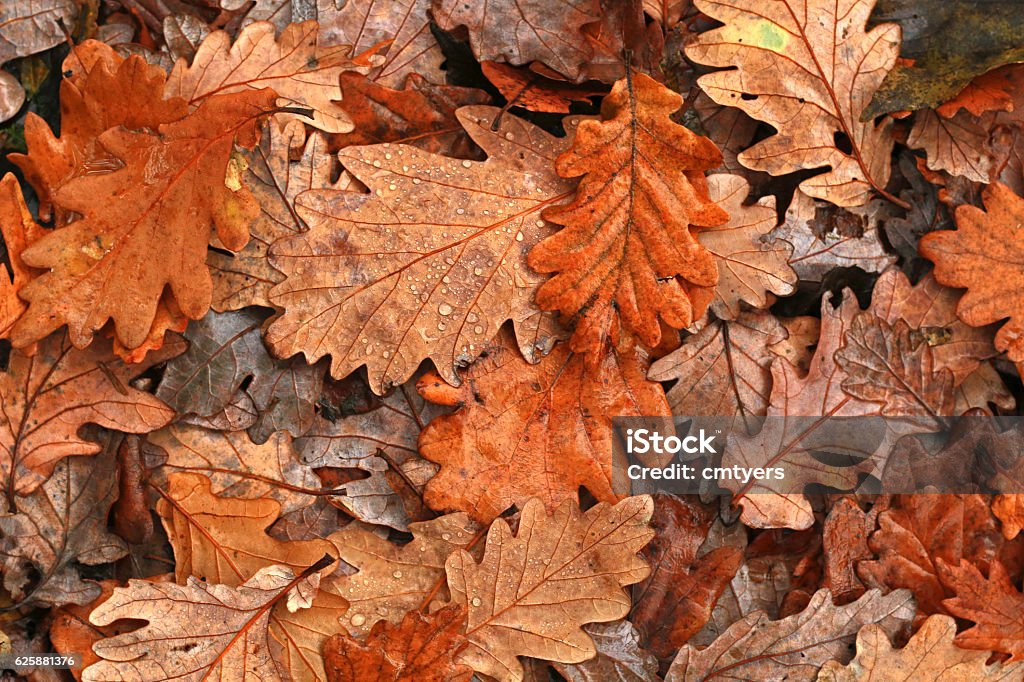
left=165, top=21, right=375, bottom=133
left=333, top=72, right=491, bottom=154
left=648, top=312, right=787, bottom=421
left=155, top=472, right=348, bottom=681
left=432, top=0, right=600, bottom=82
left=630, top=494, right=743, bottom=660
left=264, top=106, right=580, bottom=394
left=323, top=604, right=473, bottom=682
left=818, top=614, right=1024, bottom=681
left=9, top=89, right=277, bottom=352
left=445, top=495, right=654, bottom=682
left=0, top=441, right=126, bottom=607
left=83, top=564, right=325, bottom=682
left=481, top=61, right=604, bottom=114
left=528, top=72, right=728, bottom=353
left=550, top=620, right=659, bottom=682
left=666, top=589, right=915, bottom=681
left=920, top=182, right=1024, bottom=362
left=156, top=309, right=326, bottom=443
left=909, top=108, right=1001, bottom=183
left=686, top=0, right=901, bottom=206
left=939, top=559, right=1024, bottom=661
left=418, top=328, right=670, bottom=523
left=700, top=174, right=796, bottom=319
left=209, top=120, right=351, bottom=312
left=50, top=580, right=138, bottom=677
left=325, top=512, right=480, bottom=635
left=318, top=0, right=442, bottom=87
left=0, top=332, right=182, bottom=497
left=0, top=174, right=47, bottom=337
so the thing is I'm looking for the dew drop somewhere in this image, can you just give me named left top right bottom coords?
left=461, top=159, right=473, bottom=168
left=473, top=267, right=483, bottom=276
left=516, top=231, right=524, bottom=241
left=350, top=614, right=366, bottom=626
left=392, top=570, right=403, bottom=579
left=438, top=303, right=453, bottom=316
left=471, top=597, right=482, bottom=607
left=474, top=325, right=484, bottom=335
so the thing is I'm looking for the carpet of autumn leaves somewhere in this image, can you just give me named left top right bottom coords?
left=3, top=0, right=1024, bottom=680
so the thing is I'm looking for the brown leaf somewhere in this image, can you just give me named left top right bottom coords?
left=0, top=332, right=182, bottom=497
left=332, top=72, right=490, bottom=154
left=909, top=109, right=1001, bottom=183
left=818, top=614, right=1024, bottom=681
left=666, top=589, right=914, bottom=681
left=551, top=620, right=660, bottom=682
left=156, top=309, right=326, bottom=443
left=419, top=328, right=670, bottom=523
left=83, top=564, right=326, bottom=681
left=446, top=495, right=654, bottom=682
left=630, top=495, right=742, bottom=659
left=145, top=425, right=323, bottom=516
left=921, top=182, right=1024, bottom=362
left=50, top=580, right=139, bottom=679
left=700, top=174, right=796, bottom=319
left=318, top=0, right=442, bottom=87
left=822, top=498, right=872, bottom=604
left=939, top=559, right=1024, bottom=662
left=323, top=604, right=473, bottom=682
left=648, top=312, right=787, bottom=421
left=528, top=72, right=728, bottom=353
left=481, top=61, right=604, bottom=113
left=836, top=314, right=955, bottom=417
left=858, top=494, right=1004, bottom=616
left=325, top=512, right=481, bottom=636
left=166, top=20, right=375, bottom=133
left=433, top=0, right=600, bottom=81
left=724, top=293, right=879, bottom=529
left=686, top=0, right=901, bottom=206
left=295, top=377, right=444, bottom=530
left=9, top=89, right=277, bottom=352
left=209, top=120, right=351, bottom=312
left=0, top=173, right=47, bottom=337
left=768, top=190, right=897, bottom=282
left=0, top=0, right=76, bottom=122
left=264, top=106, right=580, bottom=394
left=0, top=440, right=126, bottom=607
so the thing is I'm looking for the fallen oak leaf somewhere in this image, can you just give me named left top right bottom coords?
left=551, top=621, right=660, bottom=682
left=9, top=89, right=278, bottom=353
left=528, top=71, right=728, bottom=353
left=432, top=0, right=600, bottom=82
left=666, top=589, right=915, bottom=681
left=699, top=173, right=797, bottom=320
left=686, top=0, right=903, bottom=207
left=908, top=108, right=1001, bottom=183
left=50, top=579, right=139, bottom=678
left=481, top=61, right=605, bottom=114
left=323, top=604, right=473, bottom=682
left=0, top=440, right=126, bottom=608
left=0, top=0, right=76, bottom=123
left=0, top=331, right=183, bottom=499
left=264, top=106, right=581, bottom=394
left=818, top=614, right=1024, bottom=681
left=166, top=20, right=377, bottom=133
left=418, top=328, right=670, bottom=523
left=920, top=182, right=1024, bottom=363
left=446, top=495, right=654, bottom=682
left=82, top=562, right=330, bottom=682
left=939, top=558, right=1024, bottom=662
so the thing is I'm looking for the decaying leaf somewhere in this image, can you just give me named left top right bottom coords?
left=446, top=495, right=654, bottom=682
left=0, top=174, right=47, bottom=337
left=156, top=309, right=325, bottom=443
left=0, top=0, right=76, bottom=122
left=323, top=605, right=473, bottom=682
left=818, top=614, right=1024, bottom=681
left=0, top=442, right=126, bottom=607
left=433, top=0, right=600, bottom=82
left=166, top=21, right=375, bottom=133
left=649, top=312, right=787, bottom=422
left=528, top=72, right=728, bottom=353
left=265, top=106, right=580, bottom=394
left=419, top=328, right=670, bottom=523
left=83, top=564, right=325, bottom=681
left=0, top=332, right=182, bottom=497
left=687, top=0, right=901, bottom=206
left=666, top=589, right=915, bottom=681
left=921, top=182, right=1024, bottom=362
left=939, top=559, right=1024, bottom=661
left=699, top=173, right=796, bottom=319
left=908, top=109, right=1001, bottom=183
left=551, top=620, right=659, bottom=682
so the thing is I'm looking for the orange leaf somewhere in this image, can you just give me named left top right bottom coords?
left=528, top=72, right=727, bottom=354
left=0, top=174, right=47, bottom=338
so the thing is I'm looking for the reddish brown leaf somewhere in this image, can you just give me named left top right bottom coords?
left=940, top=558, right=1024, bottom=661
left=481, top=61, right=604, bottom=113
